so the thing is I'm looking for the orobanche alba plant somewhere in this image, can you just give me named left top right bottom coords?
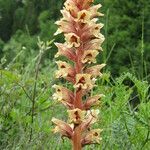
left=52, top=0, right=105, bottom=149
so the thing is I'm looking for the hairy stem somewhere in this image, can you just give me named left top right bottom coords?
left=72, top=126, right=82, bottom=150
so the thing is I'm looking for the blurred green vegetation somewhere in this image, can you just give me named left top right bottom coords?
left=0, top=0, right=150, bottom=149
left=0, top=0, right=149, bottom=77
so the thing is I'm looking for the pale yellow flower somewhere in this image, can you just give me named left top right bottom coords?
left=67, top=108, right=86, bottom=124
left=55, top=61, right=74, bottom=78
left=91, top=23, right=104, bottom=38
left=80, top=109, right=100, bottom=131
left=74, top=74, right=94, bottom=90
left=52, top=84, right=74, bottom=105
left=76, top=10, right=91, bottom=23
left=81, top=129, right=103, bottom=146
left=81, top=50, right=99, bottom=64
left=88, top=4, right=104, bottom=18
left=65, top=33, right=80, bottom=48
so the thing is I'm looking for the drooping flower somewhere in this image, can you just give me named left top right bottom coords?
left=55, top=61, right=75, bottom=83
left=83, top=94, right=105, bottom=110
left=81, top=129, right=103, bottom=146
left=52, top=117, right=73, bottom=138
left=85, top=64, right=106, bottom=77
left=52, top=85, right=74, bottom=108
left=54, top=43, right=76, bottom=61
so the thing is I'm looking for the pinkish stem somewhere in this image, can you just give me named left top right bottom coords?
left=72, top=126, right=82, bottom=150
left=74, top=47, right=83, bottom=108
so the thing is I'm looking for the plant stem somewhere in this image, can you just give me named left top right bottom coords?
left=29, top=51, right=43, bottom=142
left=72, top=126, right=82, bottom=150
left=74, top=48, right=83, bottom=109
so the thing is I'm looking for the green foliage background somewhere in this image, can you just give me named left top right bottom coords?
left=0, top=0, right=149, bottom=149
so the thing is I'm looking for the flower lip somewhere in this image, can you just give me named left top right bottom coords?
left=80, top=13, right=86, bottom=19
left=55, top=61, right=75, bottom=79
left=82, top=50, right=99, bottom=64
left=65, top=33, right=80, bottom=48
left=74, top=74, right=94, bottom=90
left=70, top=35, right=78, bottom=43
left=67, top=108, right=86, bottom=124
left=78, top=77, right=86, bottom=84
left=76, top=10, right=91, bottom=23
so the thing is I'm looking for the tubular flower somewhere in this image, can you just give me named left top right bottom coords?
left=76, top=10, right=91, bottom=23
left=74, top=74, right=95, bottom=90
left=81, top=50, right=99, bottom=64
left=68, top=108, right=86, bottom=124
left=52, top=84, right=74, bottom=108
left=52, top=117, right=73, bottom=138
left=55, top=61, right=75, bottom=82
left=85, top=64, right=106, bottom=77
left=65, top=33, right=80, bottom=48
left=81, top=129, right=103, bottom=146
left=83, top=94, right=105, bottom=110
left=52, top=0, right=105, bottom=149
left=54, top=43, right=76, bottom=61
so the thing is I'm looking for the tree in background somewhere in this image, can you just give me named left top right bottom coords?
left=99, top=0, right=150, bottom=77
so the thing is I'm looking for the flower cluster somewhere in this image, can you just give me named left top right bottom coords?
left=52, top=0, right=105, bottom=149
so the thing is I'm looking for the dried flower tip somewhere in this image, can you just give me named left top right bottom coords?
left=67, top=108, right=86, bottom=124
left=74, top=74, right=94, bottom=90
left=54, top=28, right=63, bottom=35
left=65, top=33, right=80, bottom=48
left=82, top=50, right=99, bottom=64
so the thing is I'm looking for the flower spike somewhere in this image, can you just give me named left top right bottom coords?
left=52, top=0, right=105, bottom=149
